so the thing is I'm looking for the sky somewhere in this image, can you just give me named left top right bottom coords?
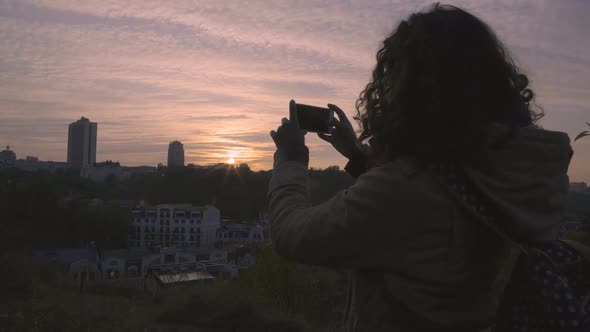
left=0, top=0, right=589, bottom=181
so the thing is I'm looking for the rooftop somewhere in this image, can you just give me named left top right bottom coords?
left=148, top=262, right=215, bottom=285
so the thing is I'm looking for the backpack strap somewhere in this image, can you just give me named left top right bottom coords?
left=560, top=239, right=590, bottom=261
left=431, top=163, right=530, bottom=255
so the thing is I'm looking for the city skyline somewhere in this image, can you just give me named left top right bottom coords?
left=1, top=119, right=235, bottom=167
left=0, top=1, right=589, bottom=181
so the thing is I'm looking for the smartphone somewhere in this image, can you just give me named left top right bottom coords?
left=295, top=103, right=334, bottom=134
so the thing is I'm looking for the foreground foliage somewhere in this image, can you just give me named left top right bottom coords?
left=0, top=249, right=347, bottom=332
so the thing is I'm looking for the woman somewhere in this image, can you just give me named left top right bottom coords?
left=268, top=4, right=573, bottom=331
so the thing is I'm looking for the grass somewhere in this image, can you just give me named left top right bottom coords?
left=0, top=249, right=346, bottom=332
left=1, top=229, right=588, bottom=331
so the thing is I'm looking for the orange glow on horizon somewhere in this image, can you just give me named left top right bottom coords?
left=0, top=1, right=589, bottom=181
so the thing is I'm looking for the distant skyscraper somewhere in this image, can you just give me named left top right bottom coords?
left=168, top=141, right=185, bottom=166
left=67, top=117, right=97, bottom=169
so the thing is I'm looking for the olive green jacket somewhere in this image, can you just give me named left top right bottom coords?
left=268, top=124, right=573, bottom=331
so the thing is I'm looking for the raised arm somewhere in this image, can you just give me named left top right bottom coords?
left=267, top=100, right=433, bottom=268
left=268, top=158, right=379, bottom=267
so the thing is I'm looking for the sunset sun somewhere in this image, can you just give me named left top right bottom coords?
left=226, top=157, right=236, bottom=164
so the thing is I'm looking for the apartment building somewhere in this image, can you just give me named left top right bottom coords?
left=129, top=204, right=220, bottom=249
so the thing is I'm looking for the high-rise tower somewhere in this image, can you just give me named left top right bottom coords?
left=67, top=117, right=97, bottom=169
left=167, top=141, right=185, bottom=167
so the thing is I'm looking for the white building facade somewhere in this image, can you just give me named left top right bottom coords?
left=129, top=204, right=220, bottom=249
left=217, top=223, right=267, bottom=245
left=88, top=160, right=130, bottom=182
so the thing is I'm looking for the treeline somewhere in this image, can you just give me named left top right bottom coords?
left=0, top=168, right=132, bottom=251
left=96, top=165, right=353, bottom=218
left=0, top=165, right=354, bottom=251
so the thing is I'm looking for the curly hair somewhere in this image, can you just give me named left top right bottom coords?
left=356, top=3, right=542, bottom=165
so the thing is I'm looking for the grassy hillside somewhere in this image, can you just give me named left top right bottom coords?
left=0, top=248, right=346, bottom=332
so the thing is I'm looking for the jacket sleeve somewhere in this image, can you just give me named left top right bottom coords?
left=268, top=157, right=415, bottom=268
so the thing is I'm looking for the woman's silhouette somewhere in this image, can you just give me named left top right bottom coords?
left=269, top=4, right=573, bottom=331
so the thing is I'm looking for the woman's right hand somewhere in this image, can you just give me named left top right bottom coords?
left=318, top=104, right=367, bottom=160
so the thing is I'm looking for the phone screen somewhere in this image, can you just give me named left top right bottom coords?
left=296, top=104, right=333, bottom=134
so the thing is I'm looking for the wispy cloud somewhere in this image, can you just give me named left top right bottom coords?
left=185, top=115, right=250, bottom=121
left=0, top=0, right=589, bottom=180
